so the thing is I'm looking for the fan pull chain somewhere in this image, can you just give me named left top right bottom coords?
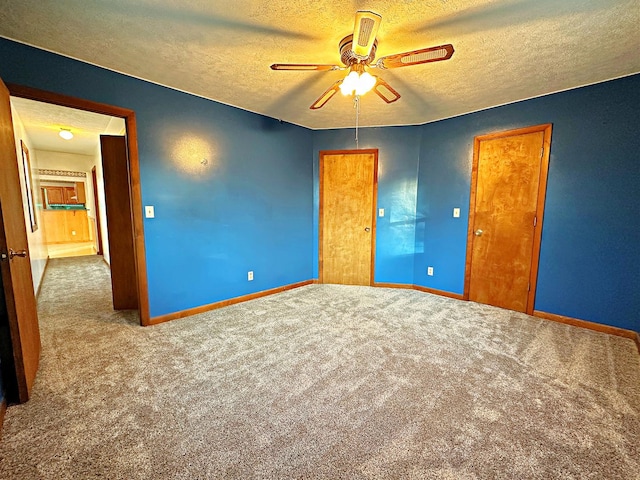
left=354, top=95, right=360, bottom=149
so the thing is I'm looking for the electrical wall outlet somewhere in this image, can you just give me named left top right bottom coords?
left=248, top=271, right=254, bottom=281
left=427, top=266, right=434, bottom=276
left=453, top=208, right=460, bottom=218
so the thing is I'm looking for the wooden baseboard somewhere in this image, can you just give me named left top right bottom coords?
left=373, top=282, right=414, bottom=290
left=376, top=286, right=636, bottom=350
left=148, top=280, right=315, bottom=325
left=412, top=285, right=465, bottom=300
left=374, top=282, right=465, bottom=300
left=0, top=398, right=6, bottom=439
left=533, top=310, right=638, bottom=344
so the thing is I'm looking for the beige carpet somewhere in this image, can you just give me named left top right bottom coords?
left=1, top=256, right=639, bottom=479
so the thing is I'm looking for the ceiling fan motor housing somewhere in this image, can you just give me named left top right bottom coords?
left=339, top=35, right=377, bottom=66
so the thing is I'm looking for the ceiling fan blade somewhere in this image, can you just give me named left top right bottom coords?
left=373, top=77, right=401, bottom=104
left=376, top=44, right=454, bottom=69
left=310, top=81, right=342, bottom=110
left=270, top=64, right=341, bottom=71
left=352, top=11, right=382, bottom=59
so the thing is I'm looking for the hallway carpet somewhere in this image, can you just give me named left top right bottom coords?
left=0, top=256, right=639, bottom=479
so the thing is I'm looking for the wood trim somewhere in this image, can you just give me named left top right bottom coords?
left=412, top=284, right=465, bottom=300
left=463, top=123, right=553, bottom=317
left=123, top=113, right=150, bottom=325
left=635, top=333, right=640, bottom=355
left=373, top=282, right=414, bottom=290
left=6, top=83, right=133, bottom=117
left=526, top=124, right=552, bottom=315
left=463, top=134, right=482, bottom=301
left=533, top=310, right=638, bottom=342
left=370, top=150, right=379, bottom=285
left=148, top=280, right=315, bottom=325
left=7, top=84, right=150, bottom=326
left=35, top=256, right=50, bottom=299
left=375, top=282, right=465, bottom=300
left=319, top=149, right=379, bottom=156
left=0, top=398, right=6, bottom=438
left=318, top=149, right=378, bottom=286
left=318, top=153, right=324, bottom=284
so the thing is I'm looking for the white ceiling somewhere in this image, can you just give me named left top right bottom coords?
left=1, top=0, right=639, bottom=130
left=11, top=97, right=125, bottom=156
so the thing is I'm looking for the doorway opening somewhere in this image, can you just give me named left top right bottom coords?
left=0, top=83, right=149, bottom=404
left=7, top=83, right=149, bottom=325
left=11, top=96, right=124, bottom=264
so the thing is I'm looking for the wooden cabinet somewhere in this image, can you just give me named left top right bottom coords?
left=41, top=210, right=91, bottom=243
left=42, top=183, right=86, bottom=207
left=63, top=187, right=77, bottom=204
left=75, top=182, right=86, bottom=204
left=44, top=186, right=65, bottom=205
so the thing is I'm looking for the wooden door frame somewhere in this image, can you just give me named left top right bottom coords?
left=91, top=166, right=104, bottom=256
left=7, top=83, right=151, bottom=326
left=463, top=123, right=552, bottom=315
left=318, top=149, right=378, bottom=285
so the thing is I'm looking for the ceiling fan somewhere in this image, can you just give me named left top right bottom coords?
left=270, top=11, right=454, bottom=110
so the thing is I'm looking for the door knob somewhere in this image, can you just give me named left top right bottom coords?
left=364, top=227, right=371, bottom=232
left=474, top=229, right=484, bottom=236
left=9, top=249, right=27, bottom=259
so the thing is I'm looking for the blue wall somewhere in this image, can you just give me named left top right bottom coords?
left=414, top=74, right=640, bottom=332
left=0, top=39, right=314, bottom=318
left=1, top=37, right=637, bottom=333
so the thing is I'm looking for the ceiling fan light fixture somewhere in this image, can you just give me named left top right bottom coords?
left=356, top=71, right=376, bottom=96
left=340, top=70, right=360, bottom=95
left=59, top=128, right=73, bottom=140
left=340, top=66, right=376, bottom=96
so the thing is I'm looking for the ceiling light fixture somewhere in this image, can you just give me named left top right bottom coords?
left=59, top=128, right=73, bottom=140
left=339, top=64, right=377, bottom=97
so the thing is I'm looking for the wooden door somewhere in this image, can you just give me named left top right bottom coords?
left=465, top=124, right=552, bottom=314
left=100, top=135, right=138, bottom=310
left=320, top=150, right=377, bottom=285
left=0, top=78, right=40, bottom=403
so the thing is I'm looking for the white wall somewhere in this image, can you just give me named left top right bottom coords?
left=10, top=102, right=48, bottom=294
left=90, top=144, right=110, bottom=265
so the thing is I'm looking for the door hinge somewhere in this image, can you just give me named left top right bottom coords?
left=533, top=216, right=537, bottom=227
left=528, top=283, right=531, bottom=292
left=540, top=147, right=544, bottom=159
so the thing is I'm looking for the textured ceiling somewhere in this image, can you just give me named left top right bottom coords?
left=11, top=97, right=125, bottom=156
left=1, top=0, right=639, bottom=129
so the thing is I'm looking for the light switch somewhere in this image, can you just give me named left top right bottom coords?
left=145, top=206, right=155, bottom=218
left=379, top=208, right=385, bottom=217
left=453, top=208, right=460, bottom=218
